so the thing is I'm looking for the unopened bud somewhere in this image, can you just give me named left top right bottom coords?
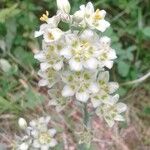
left=18, top=118, right=27, bottom=130
left=57, top=0, right=71, bottom=14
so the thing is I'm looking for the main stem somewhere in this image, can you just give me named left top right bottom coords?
left=83, top=103, right=89, bottom=126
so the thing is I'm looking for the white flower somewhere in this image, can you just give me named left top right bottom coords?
left=73, top=2, right=110, bottom=32
left=37, top=68, right=59, bottom=88
left=48, top=89, right=69, bottom=112
left=96, top=95, right=127, bottom=127
left=18, top=118, right=27, bottom=130
left=34, top=41, right=64, bottom=71
left=28, top=117, right=57, bottom=150
left=57, top=0, right=71, bottom=14
left=61, top=70, right=97, bottom=103
left=35, top=14, right=60, bottom=38
left=96, top=36, right=117, bottom=69
left=60, top=30, right=99, bottom=71
left=18, top=143, right=29, bottom=150
left=43, top=28, right=63, bottom=43
left=89, top=71, right=119, bottom=108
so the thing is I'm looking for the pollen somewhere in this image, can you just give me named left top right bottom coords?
left=40, top=11, right=49, bottom=22
left=93, top=9, right=103, bottom=20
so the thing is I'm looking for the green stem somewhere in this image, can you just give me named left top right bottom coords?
left=83, top=103, right=89, bottom=126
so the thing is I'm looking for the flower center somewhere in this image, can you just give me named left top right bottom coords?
left=93, top=9, right=102, bottom=20
left=48, top=32, right=54, bottom=40
left=38, top=132, right=51, bottom=144
left=40, top=11, right=49, bottom=22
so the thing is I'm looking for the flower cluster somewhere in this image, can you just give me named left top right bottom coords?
left=34, top=0, right=127, bottom=127
left=15, top=117, right=57, bottom=150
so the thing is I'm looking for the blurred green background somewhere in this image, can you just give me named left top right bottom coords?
left=0, top=0, right=150, bottom=147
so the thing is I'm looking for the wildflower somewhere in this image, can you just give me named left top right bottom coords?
left=96, top=36, right=117, bottom=69
left=60, top=30, right=99, bottom=71
left=61, top=70, right=97, bottom=102
left=18, top=118, right=27, bottom=130
left=37, top=68, right=60, bottom=88
left=34, top=14, right=60, bottom=38
left=29, top=117, right=57, bottom=149
left=56, top=0, right=71, bottom=14
left=34, top=41, right=64, bottom=71
left=96, top=95, right=127, bottom=127
left=48, top=88, right=69, bottom=112
left=73, top=2, right=110, bottom=32
left=89, top=71, right=119, bottom=107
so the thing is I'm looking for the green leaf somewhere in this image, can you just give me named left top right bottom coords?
left=0, top=4, right=20, bottom=23
left=23, top=89, right=44, bottom=109
left=118, top=61, right=130, bottom=77
left=142, top=27, right=150, bottom=38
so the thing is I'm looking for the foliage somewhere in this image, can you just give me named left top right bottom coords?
left=0, top=0, right=150, bottom=117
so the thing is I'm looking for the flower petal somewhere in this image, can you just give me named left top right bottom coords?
left=105, top=118, right=115, bottom=127
left=76, top=92, right=89, bottom=103
left=91, top=99, right=101, bottom=108
left=97, top=19, right=110, bottom=32
left=84, top=58, right=98, bottom=70
left=40, top=62, right=51, bottom=71
left=116, top=102, right=127, bottom=113
left=114, top=114, right=125, bottom=121
left=69, top=59, right=83, bottom=71
left=48, top=128, right=57, bottom=137
left=89, top=83, right=99, bottom=93
left=62, top=85, right=74, bottom=97
left=32, top=140, right=40, bottom=148
left=34, top=52, right=46, bottom=62
left=104, top=60, right=114, bottom=69
left=53, top=61, right=63, bottom=71
left=49, top=138, right=57, bottom=147
left=38, top=79, right=48, bottom=87
left=108, top=82, right=119, bottom=94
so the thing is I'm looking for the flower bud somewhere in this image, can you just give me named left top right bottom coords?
left=56, top=0, right=71, bottom=14
left=18, top=118, right=27, bottom=130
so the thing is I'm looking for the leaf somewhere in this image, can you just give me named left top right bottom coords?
left=23, top=89, right=44, bottom=109
left=142, top=27, right=150, bottom=38
left=0, top=4, right=20, bottom=23
left=118, top=61, right=130, bottom=77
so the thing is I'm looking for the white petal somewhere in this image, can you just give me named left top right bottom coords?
left=108, top=82, right=119, bottom=94
left=116, top=103, right=127, bottom=113
left=107, top=49, right=117, bottom=60
left=114, top=114, right=125, bottom=121
left=99, top=10, right=106, bottom=18
left=34, top=52, right=46, bottom=62
left=31, top=130, right=39, bottom=138
left=48, top=128, right=56, bottom=137
left=19, top=143, right=29, bottom=150
left=49, top=138, right=57, bottom=147
left=76, top=92, right=89, bottom=103
left=105, top=118, right=115, bottom=127
left=41, top=145, right=49, bottom=150
left=91, top=99, right=101, bottom=108
left=100, top=36, right=111, bottom=46
left=38, top=79, right=48, bottom=87
left=89, top=83, right=99, bottom=93
left=32, top=140, right=40, bottom=148
left=108, top=94, right=119, bottom=105
left=86, top=2, right=94, bottom=15
left=40, top=62, right=51, bottom=71
left=69, top=59, right=83, bottom=71
left=34, top=31, right=43, bottom=38
left=45, top=116, right=51, bottom=124
left=98, top=71, right=109, bottom=82
left=62, top=85, right=74, bottom=97
left=53, top=61, right=63, bottom=71
left=104, top=60, right=113, bottom=69
left=84, top=58, right=98, bottom=70
left=97, top=19, right=110, bottom=32
left=29, top=120, right=36, bottom=127
left=60, top=48, right=72, bottom=59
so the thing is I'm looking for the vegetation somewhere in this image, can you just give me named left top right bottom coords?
left=0, top=0, right=150, bottom=149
